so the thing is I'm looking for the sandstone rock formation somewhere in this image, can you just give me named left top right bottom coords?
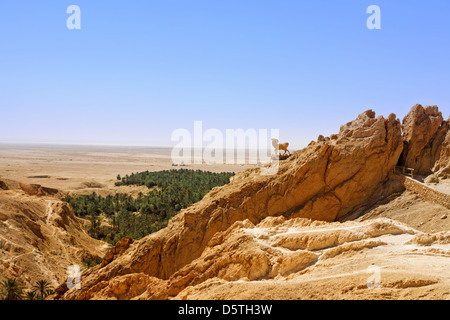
left=0, top=179, right=108, bottom=287
left=59, top=216, right=450, bottom=300
left=57, top=109, right=409, bottom=299
left=399, top=104, right=449, bottom=175
left=172, top=217, right=449, bottom=300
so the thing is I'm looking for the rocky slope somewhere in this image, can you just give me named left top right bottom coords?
left=59, top=213, right=450, bottom=300
left=0, top=179, right=108, bottom=288
left=171, top=217, right=449, bottom=300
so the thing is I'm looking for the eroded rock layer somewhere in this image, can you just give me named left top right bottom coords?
left=0, top=180, right=108, bottom=287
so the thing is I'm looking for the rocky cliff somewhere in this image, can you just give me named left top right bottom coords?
left=399, top=104, right=450, bottom=176
left=57, top=109, right=418, bottom=299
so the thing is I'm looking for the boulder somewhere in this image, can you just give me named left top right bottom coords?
left=424, top=174, right=439, bottom=184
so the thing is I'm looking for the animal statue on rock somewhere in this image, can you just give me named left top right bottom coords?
left=272, top=139, right=291, bottom=156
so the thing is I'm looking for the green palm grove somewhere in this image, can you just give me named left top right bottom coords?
left=63, top=169, right=234, bottom=244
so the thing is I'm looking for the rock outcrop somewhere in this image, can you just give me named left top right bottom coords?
left=399, top=104, right=448, bottom=175
left=18, top=182, right=61, bottom=197
left=58, top=109, right=406, bottom=299
left=99, top=236, right=134, bottom=268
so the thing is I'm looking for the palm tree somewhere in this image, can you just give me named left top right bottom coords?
left=32, top=280, right=54, bottom=300
left=0, top=278, right=24, bottom=300
left=25, top=291, right=38, bottom=300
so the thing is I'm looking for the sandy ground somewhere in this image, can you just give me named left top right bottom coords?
left=0, top=143, right=257, bottom=193
left=356, top=190, right=449, bottom=233
left=426, top=180, right=450, bottom=196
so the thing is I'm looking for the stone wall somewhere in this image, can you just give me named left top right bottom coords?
left=398, top=175, right=450, bottom=209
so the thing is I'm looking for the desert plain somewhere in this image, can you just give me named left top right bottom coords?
left=0, top=143, right=255, bottom=194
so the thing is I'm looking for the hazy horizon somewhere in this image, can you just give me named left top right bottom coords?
left=1, top=105, right=448, bottom=150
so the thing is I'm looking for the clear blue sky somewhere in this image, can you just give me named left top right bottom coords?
left=1, top=0, right=449, bottom=148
